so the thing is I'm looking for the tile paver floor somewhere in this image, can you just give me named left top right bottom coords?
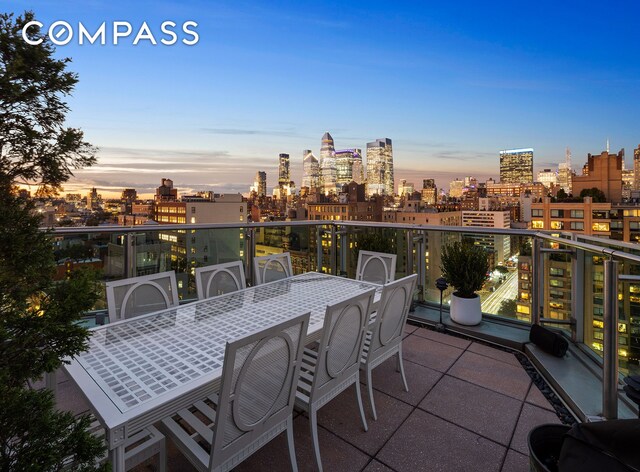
left=54, top=324, right=565, bottom=472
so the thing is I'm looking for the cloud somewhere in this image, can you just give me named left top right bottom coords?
left=429, top=150, right=496, bottom=161
left=200, top=128, right=302, bottom=137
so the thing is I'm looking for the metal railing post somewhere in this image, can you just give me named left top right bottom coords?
left=531, top=237, right=543, bottom=325
left=603, top=258, right=619, bottom=420
left=572, top=248, right=585, bottom=343
left=316, top=227, right=324, bottom=273
left=245, top=228, right=255, bottom=285
left=336, top=225, right=348, bottom=276
left=414, top=232, right=426, bottom=302
left=405, top=229, right=414, bottom=279
left=125, top=233, right=136, bottom=278
left=329, top=225, right=337, bottom=275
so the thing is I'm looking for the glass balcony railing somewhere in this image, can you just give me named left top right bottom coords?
left=48, top=220, right=640, bottom=382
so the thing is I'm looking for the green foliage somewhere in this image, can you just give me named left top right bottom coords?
left=440, top=239, right=489, bottom=298
left=556, top=188, right=568, bottom=200
left=579, top=187, right=606, bottom=203
left=0, top=11, right=104, bottom=470
left=498, top=298, right=517, bottom=317
left=0, top=12, right=96, bottom=193
left=355, top=229, right=395, bottom=257
left=519, top=238, right=532, bottom=257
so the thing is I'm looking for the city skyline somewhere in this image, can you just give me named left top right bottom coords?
left=4, top=0, right=640, bottom=197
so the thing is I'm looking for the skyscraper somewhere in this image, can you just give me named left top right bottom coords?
left=335, top=149, right=364, bottom=186
left=319, top=132, right=337, bottom=195
left=421, top=179, right=437, bottom=205
left=634, top=145, right=640, bottom=191
left=254, top=171, right=267, bottom=197
left=499, top=148, right=534, bottom=184
left=366, top=138, right=394, bottom=196
left=537, top=169, right=557, bottom=189
left=278, top=153, right=290, bottom=187
left=302, top=150, right=320, bottom=189
left=557, top=148, right=573, bottom=194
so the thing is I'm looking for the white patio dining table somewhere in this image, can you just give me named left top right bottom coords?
left=63, top=272, right=382, bottom=471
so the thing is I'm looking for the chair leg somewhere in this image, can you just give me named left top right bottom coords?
left=309, top=408, right=323, bottom=472
left=366, top=368, right=377, bottom=421
left=354, top=380, right=368, bottom=432
left=398, top=348, right=409, bottom=392
left=158, top=440, right=167, bottom=472
left=286, top=417, right=298, bottom=472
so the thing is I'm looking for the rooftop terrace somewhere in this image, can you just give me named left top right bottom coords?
left=47, top=324, right=566, bottom=472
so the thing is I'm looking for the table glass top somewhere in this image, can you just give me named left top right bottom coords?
left=76, top=273, right=380, bottom=413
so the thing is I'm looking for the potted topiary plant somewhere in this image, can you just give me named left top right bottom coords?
left=440, top=239, right=489, bottom=326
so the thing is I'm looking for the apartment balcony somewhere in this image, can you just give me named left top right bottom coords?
left=43, top=221, right=640, bottom=470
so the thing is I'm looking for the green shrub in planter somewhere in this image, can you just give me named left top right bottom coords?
left=441, top=240, right=489, bottom=298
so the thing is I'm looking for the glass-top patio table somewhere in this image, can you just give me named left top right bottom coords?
left=63, top=272, right=382, bottom=471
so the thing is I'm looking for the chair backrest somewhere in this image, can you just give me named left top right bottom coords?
left=356, top=251, right=397, bottom=285
left=195, top=261, right=246, bottom=300
left=106, top=271, right=179, bottom=321
left=253, top=253, right=293, bottom=285
left=310, top=290, right=376, bottom=400
left=210, top=312, right=310, bottom=471
left=365, top=274, right=417, bottom=364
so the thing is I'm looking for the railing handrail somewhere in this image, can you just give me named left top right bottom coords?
left=43, top=220, right=539, bottom=237
left=535, top=232, right=640, bottom=264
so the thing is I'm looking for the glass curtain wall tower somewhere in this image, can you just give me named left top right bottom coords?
left=302, top=149, right=320, bottom=189
left=366, top=138, right=394, bottom=197
left=319, top=132, right=337, bottom=195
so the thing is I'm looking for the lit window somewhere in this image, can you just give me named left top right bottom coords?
left=516, top=304, right=530, bottom=314
left=532, top=220, right=544, bottom=229
left=191, top=217, right=196, bottom=224
left=550, top=221, right=563, bottom=230
left=592, top=222, right=610, bottom=232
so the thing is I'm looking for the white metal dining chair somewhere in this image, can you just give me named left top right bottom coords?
left=253, top=252, right=293, bottom=285
left=361, top=274, right=417, bottom=420
left=80, top=419, right=166, bottom=471
left=356, top=250, right=397, bottom=285
left=195, top=261, right=246, bottom=300
left=160, top=312, right=310, bottom=472
left=295, top=289, right=376, bottom=472
left=105, top=271, right=178, bottom=321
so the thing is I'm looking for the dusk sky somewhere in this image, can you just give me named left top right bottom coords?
left=4, top=0, right=640, bottom=197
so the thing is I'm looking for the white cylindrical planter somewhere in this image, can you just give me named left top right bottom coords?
left=450, top=293, right=482, bottom=326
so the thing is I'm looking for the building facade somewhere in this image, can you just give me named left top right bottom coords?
left=335, top=149, right=364, bottom=186
left=366, top=138, right=394, bottom=196
left=302, top=150, right=320, bottom=189
left=499, top=148, right=534, bottom=184
left=319, top=132, right=337, bottom=195
left=572, top=150, right=623, bottom=203
left=278, top=154, right=290, bottom=188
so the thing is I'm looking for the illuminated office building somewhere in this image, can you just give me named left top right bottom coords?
left=366, top=138, right=394, bottom=196
left=449, top=179, right=464, bottom=198
left=537, top=169, right=557, bottom=189
left=302, top=150, right=320, bottom=189
left=278, top=153, right=290, bottom=188
left=252, top=171, right=267, bottom=197
left=319, top=132, right=337, bottom=194
left=499, top=148, right=534, bottom=184
left=421, top=179, right=437, bottom=205
left=335, top=148, right=364, bottom=186
left=634, top=145, right=640, bottom=190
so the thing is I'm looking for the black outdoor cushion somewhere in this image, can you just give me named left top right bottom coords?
left=530, top=324, right=568, bottom=358
left=558, top=419, right=640, bottom=472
